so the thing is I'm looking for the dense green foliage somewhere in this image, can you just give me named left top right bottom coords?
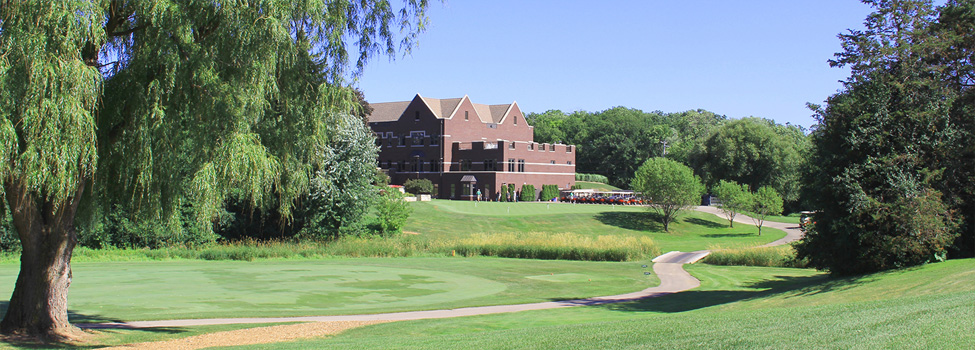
left=519, top=184, right=536, bottom=201
left=796, top=0, right=974, bottom=275
left=0, top=0, right=430, bottom=336
left=539, top=185, right=560, bottom=201
left=690, top=118, right=808, bottom=210
left=528, top=108, right=725, bottom=188
left=403, top=178, right=434, bottom=195
left=750, top=186, right=784, bottom=236
left=630, top=158, right=704, bottom=232
left=574, top=173, right=609, bottom=184
left=528, top=108, right=806, bottom=206
left=712, top=180, right=750, bottom=228
left=374, top=189, right=412, bottom=236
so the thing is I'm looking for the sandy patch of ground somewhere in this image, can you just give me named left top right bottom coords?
left=99, top=321, right=385, bottom=350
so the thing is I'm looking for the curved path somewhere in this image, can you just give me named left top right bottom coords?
left=82, top=206, right=802, bottom=330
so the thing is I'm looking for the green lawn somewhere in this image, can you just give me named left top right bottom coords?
left=0, top=258, right=655, bottom=324
left=409, top=200, right=786, bottom=252
left=224, top=259, right=974, bottom=349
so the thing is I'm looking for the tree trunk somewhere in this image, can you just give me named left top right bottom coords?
left=0, top=180, right=86, bottom=341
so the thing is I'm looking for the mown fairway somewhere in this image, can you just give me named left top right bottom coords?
left=224, top=259, right=974, bottom=350
left=407, top=200, right=787, bottom=252
left=0, top=258, right=655, bottom=324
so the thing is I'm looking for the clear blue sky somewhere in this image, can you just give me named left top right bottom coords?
left=355, top=1, right=877, bottom=129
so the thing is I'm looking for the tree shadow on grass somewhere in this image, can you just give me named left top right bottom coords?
left=682, top=217, right=728, bottom=229
left=701, top=233, right=754, bottom=238
left=594, top=212, right=664, bottom=232
left=596, top=273, right=873, bottom=314
left=0, top=301, right=188, bottom=349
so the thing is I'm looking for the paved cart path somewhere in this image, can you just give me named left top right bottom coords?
left=83, top=207, right=802, bottom=331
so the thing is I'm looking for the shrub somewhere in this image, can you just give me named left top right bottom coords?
left=403, top=178, right=434, bottom=195
left=373, top=189, right=412, bottom=236
left=520, top=184, right=536, bottom=201
left=539, top=184, right=560, bottom=201
left=575, top=173, right=609, bottom=184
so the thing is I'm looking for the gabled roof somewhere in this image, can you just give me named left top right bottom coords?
left=367, top=94, right=521, bottom=125
left=368, top=101, right=411, bottom=122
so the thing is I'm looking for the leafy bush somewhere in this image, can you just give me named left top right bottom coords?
left=373, top=188, right=412, bottom=236
left=403, top=178, right=434, bottom=194
left=576, top=173, right=609, bottom=184
left=520, top=184, right=536, bottom=201
left=539, top=184, right=560, bottom=201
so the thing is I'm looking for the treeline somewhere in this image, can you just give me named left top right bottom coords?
left=527, top=108, right=809, bottom=212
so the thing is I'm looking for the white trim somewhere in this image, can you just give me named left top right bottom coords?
left=444, top=95, right=470, bottom=120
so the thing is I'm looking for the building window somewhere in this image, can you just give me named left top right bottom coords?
left=567, top=145, right=572, bottom=153
left=430, top=134, right=440, bottom=146
left=411, top=159, right=422, bottom=172
left=460, top=159, right=472, bottom=171
left=518, top=159, right=525, bottom=172
left=508, top=158, right=515, bottom=172
left=450, top=184, right=456, bottom=198
left=484, top=159, right=497, bottom=171
left=539, top=144, right=546, bottom=151
left=528, top=143, right=534, bottom=151
left=374, top=138, right=382, bottom=147
left=550, top=160, right=556, bottom=164
left=415, top=111, right=420, bottom=121
left=397, top=161, right=405, bottom=171
left=509, top=142, right=515, bottom=150
left=465, top=111, right=469, bottom=121
left=567, top=161, right=573, bottom=165
left=514, top=116, right=518, bottom=125
left=411, top=131, right=425, bottom=146
left=399, top=134, right=407, bottom=146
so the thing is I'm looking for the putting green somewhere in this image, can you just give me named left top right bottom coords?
left=0, top=260, right=506, bottom=322
left=0, top=258, right=652, bottom=323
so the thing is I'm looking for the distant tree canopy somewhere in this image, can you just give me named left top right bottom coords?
left=689, top=117, right=809, bottom=210
left=795, top=0, right=974, bottom=276
left=527, top=108, right=726, bottom=189
left=527, top=107, right=807, bottom=209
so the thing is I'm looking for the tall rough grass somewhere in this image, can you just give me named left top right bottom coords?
left=0, top=233, right=660, bottom=263
left=448, top=232, right=659, bottom=261
left=704, top=246, right=809, bottom=268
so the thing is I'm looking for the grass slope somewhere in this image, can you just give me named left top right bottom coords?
left=572, top=181, right=622, bottom=191
left=237, top=259, right=974, bottom=349
left=409, top=200, right=786, bottom=252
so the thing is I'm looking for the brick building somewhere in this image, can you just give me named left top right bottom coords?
left=367, top=94, right=576, bottom=200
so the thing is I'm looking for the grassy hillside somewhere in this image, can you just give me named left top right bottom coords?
left=407, top=200, right=786, bottom=253
left=572, top=181, right=622, bottom=191
left=241, top=259, right=974, bottom=349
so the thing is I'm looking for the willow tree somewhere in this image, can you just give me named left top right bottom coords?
left=0, top=0, right=428, bottom=340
